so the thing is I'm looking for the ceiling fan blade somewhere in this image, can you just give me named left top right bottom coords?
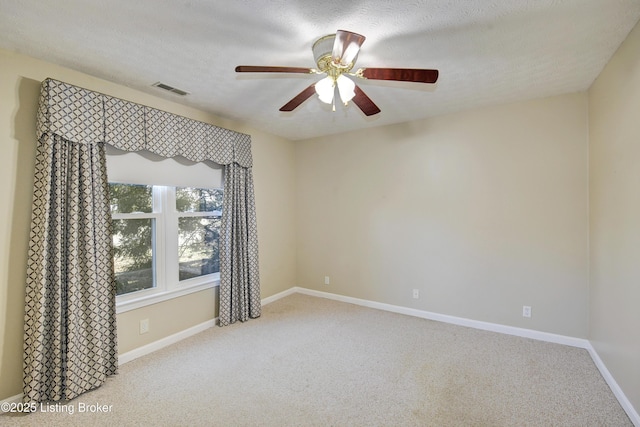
left=358, top=68, right=439, bottom=83
left=279, top=83, right=317, bottom=112
left=352, top=85, right=381, bottom=116
left=235, top=65, right=314, bottom=74
left=332, top=30, right=366, bottom=67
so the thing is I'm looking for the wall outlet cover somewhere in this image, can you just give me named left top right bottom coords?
left=140, top=319, right=150, bottom=334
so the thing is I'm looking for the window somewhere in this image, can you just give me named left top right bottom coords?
left=110, top=183, right=157, bottom=296
left=105, top=146, right=223, bottom=312
left=109, top=183, right=223, bottom=309
left=176, top=187, right=223, bottom=281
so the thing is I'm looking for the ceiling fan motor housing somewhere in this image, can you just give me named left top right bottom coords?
left=312, top=34, right=356, bottom=74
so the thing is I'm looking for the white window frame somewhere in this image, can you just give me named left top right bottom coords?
left=113, top=184, right=221, bottom=314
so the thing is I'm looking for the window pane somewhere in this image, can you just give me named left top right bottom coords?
left=113, top=218, right=155, bottom=295
left=109, top=183, right=153, bottom=214
left=176, top=187, right=223, bottom=212
left=178, top=216, right=220, bottom=280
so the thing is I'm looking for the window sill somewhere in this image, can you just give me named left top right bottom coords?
left=116, top=278, right=220, bottom=314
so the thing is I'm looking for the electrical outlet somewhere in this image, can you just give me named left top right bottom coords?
left=522, top=306, right=532, bottom=318
left=412, top=289, right=419, bottom=299
left=324, top=276, right=330, bottom=285
left=139, top=319, right=149, bottom=334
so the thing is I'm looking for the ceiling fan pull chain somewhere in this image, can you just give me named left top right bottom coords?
left=332, top=89, right=336, bottom=112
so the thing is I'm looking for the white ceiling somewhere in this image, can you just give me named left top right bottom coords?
left=1, top=0, right=639, bottom=141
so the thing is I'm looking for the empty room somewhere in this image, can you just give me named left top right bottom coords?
left=1, top=1, right=639, bottom=425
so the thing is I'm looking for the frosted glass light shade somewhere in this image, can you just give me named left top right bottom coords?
left=336, top=74, right=355, bottom=104
left=315, top=76, right=335, bottom=104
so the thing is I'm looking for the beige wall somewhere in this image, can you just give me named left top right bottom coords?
left=589, top=21, right=640, bottom=412
left=0, top=48, right=296, bottom=399
left=296, top=93, right=589, bottom=338
left=3, top=21, right=639, bottom=414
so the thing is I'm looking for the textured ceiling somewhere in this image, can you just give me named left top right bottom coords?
left=1, top=0, right=640, bottom=141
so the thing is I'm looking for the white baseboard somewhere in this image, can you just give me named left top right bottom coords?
left=0, top=393, right=23, bottom=414
left=292, top=287, right=589, bottom=348
left=292, top=286, right=638, bottom=425
left=117, top=289, right=292, bottom=366
left=261, top=287, right=298, bottom=306
left=587, top=343, right=640, bottom=426
left=118, top=318, right=217, bottom=365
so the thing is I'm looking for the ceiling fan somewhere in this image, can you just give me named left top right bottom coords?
left=235, top=30, right=439, bottom=116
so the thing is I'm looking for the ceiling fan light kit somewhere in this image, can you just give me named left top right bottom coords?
left=235, top=30, right=439, bottom=116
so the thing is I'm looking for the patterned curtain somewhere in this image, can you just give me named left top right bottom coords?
left=219, top=163, right=261, bottom=326
left=24, top=79, right=261, bottom=403
left=23, top=133, right=117, bottom=402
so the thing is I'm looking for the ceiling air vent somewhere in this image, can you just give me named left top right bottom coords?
left=152, top=82, right=189, bottom=96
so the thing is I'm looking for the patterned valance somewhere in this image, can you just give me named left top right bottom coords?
left=36, top=78, right=252, bottom=167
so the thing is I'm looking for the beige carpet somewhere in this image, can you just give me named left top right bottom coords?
left=3, top=293, right=632, bottom=426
